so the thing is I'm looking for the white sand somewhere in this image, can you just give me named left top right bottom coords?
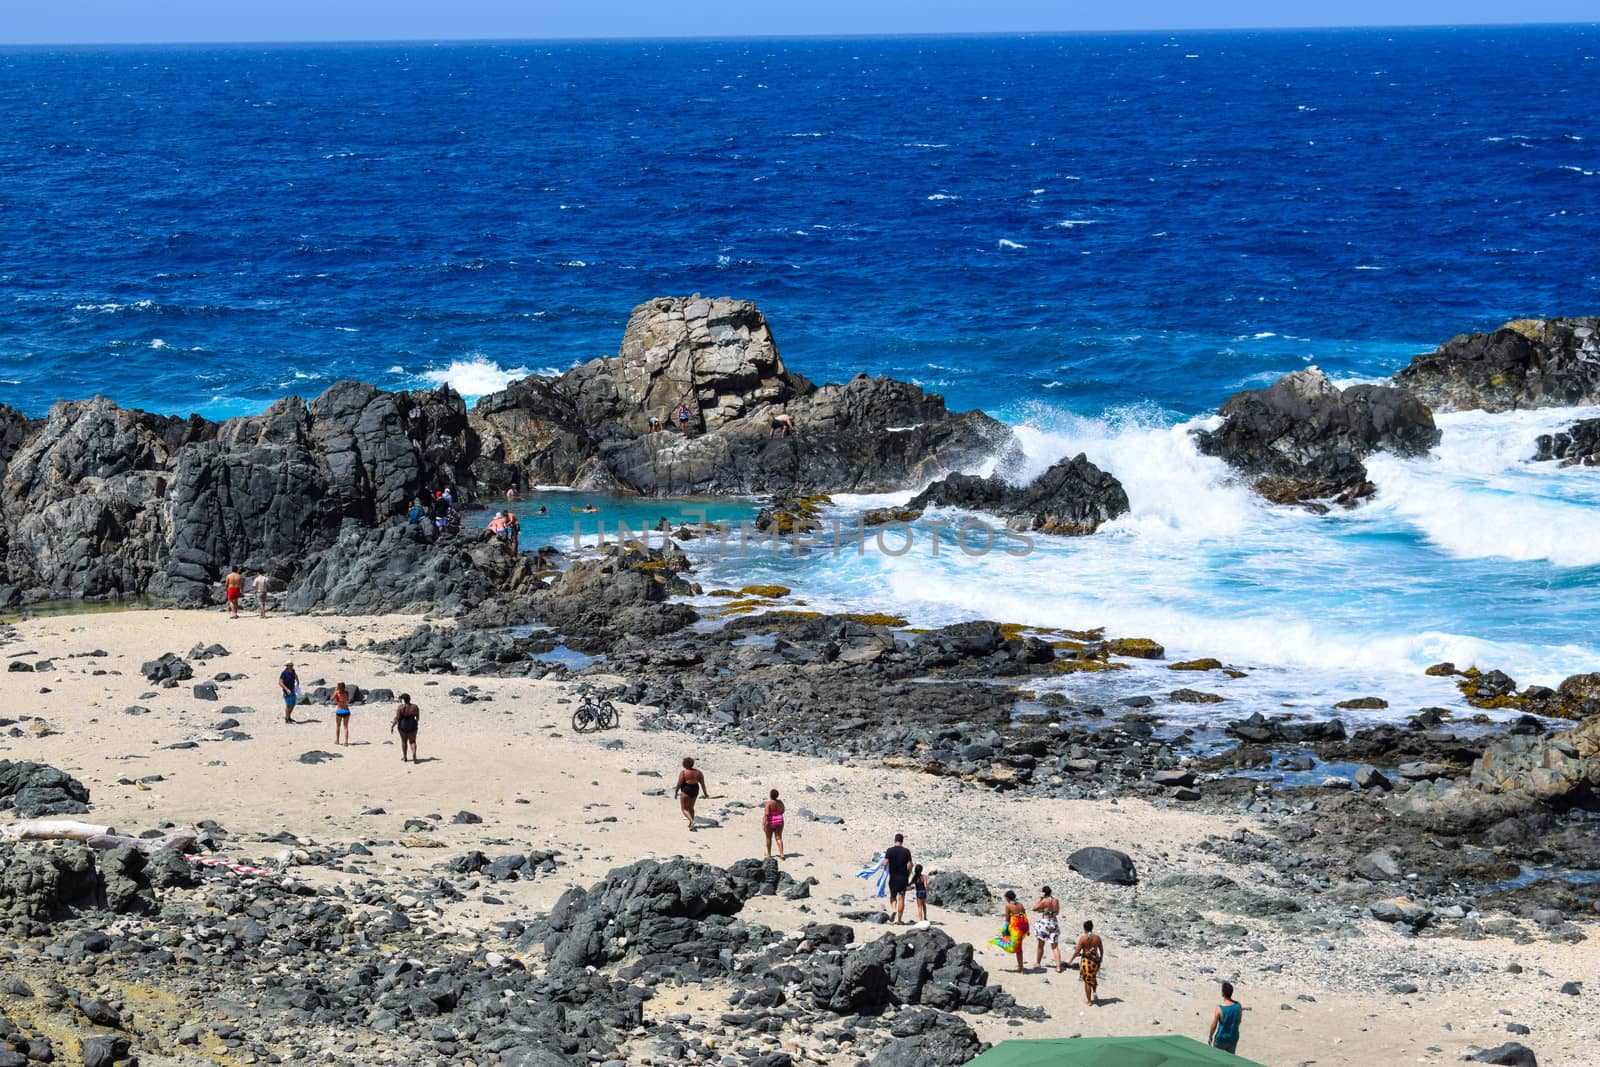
left=2, top=608, right=1595, bottom=1066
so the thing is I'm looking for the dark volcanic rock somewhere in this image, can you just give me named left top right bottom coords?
left=926, top=870, right=994, bottom=915
left=285, top=524, right=538, bottom=616
left=0, top=760, right=91, bottom=817
left=1396, top=317, right=1600, bottom=412
left=0, top=382, right=478, bottom=607
left=528, top=543, right=698, bottom=652
left=1066, top=846, right=1138, bottom=886
left=1470, top=1041, right=1540, bottom=1066
left=1533, top=417, right=1600, bottom=467
left=903, top=453, right=1130, bottom=536
left=869, top=1008, right=985, bottom=1067
left=471, top=295, right=1014, bottom=496
left=542, top=858, right=747, bottom=971
left=140, top=653, right=193, bottom=684
left=1193, top=368, right=1439, bottom=509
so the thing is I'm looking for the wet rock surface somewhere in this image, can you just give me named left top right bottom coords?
left=901, top=453, right=1131, bottom=535
left=1193, top=367, right=1440, bottom=509
left=1395, top=316, right=1600, bottom=412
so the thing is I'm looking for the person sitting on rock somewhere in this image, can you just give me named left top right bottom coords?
left=770, top=411, right=796, bottom=438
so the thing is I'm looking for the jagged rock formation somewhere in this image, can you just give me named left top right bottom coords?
left=471, top=295, right=1013, bottom=495
left=0, top=297, right=1018, bottom=608
left=1390, top=714, right=1600, bottom=831
left=0, top=384, right=480, bottom=607
left=899, top=453, right=1130, bottom=535
left=1193, top=367, right=1440, bottom=509
left=1395, top=317, right=1600, bottom=412
left=1533, top=417, right=1600, bottom=466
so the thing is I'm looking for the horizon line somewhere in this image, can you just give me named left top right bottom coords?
left=3, top=19, right=1598, bottom=49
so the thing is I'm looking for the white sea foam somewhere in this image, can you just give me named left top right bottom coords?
left=418, top=356, right=529, bottom=398
left=149, top=338, right=169, bottom=349
left=697, top=400, right=1600, bottom=693
left=996, top=239, right=1027, bottom=250
left=1056, top=219, right=1097, bottom=228
left=1365, top=406, right=1600, bottom=567
left=927, top=193, right=959, bottom=201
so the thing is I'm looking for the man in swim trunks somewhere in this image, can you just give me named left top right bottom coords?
left=1034, top=885, right=1063, bottom=972
left=881, top=833, right=913, bottom=924
left=224, top=568, right=243, bottom=618
left=769, top=412, right=795, bottom=437
left=252, top=570, right=271, bottom=618
left=279, top=661, right=299, bottom=723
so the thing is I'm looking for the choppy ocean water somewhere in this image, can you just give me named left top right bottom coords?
left=3, top=29, right=1598, bottom=716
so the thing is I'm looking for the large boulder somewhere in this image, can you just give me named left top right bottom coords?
left=471, top=296, right=1015, bottom=496
left=926, top=870, right=995, bottom=915
left=806, top=927, right=1001, bottom=1015
left=904, top=453, right=1129, bottom=536
left=541, top=858, right=748, bottom=972
left=0, top=760, right=92, bottom=818
left=869, top=1008, right=985, bottom=1067
left=1395, top=317, right=1600, bottom=412
left=1067, top=846, right=1138, bottom=886
left=1193, top=368, right=1439, bottom=509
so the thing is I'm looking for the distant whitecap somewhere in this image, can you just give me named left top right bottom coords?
left=997, top=239, right=1027, bottom=250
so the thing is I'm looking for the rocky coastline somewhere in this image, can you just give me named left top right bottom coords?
left=2, top=302, right=1598, bottom=1066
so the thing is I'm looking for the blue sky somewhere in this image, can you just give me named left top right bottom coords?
left=3, top=0, right=1595, bottom=44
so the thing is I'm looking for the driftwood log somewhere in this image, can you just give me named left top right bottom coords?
left=1, top=820, right=197, bottom=854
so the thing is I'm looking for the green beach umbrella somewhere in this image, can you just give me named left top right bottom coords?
left=964, top=1035, right=1266, bottom=1067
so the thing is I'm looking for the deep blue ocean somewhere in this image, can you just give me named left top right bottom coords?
left=3, top=29, right=1599, bottom=720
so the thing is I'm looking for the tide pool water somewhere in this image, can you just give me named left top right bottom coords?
left=2, top=30, right=1597, bottom=715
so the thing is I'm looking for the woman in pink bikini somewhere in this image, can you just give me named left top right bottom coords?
left=761, top=788, right=786, bottom=859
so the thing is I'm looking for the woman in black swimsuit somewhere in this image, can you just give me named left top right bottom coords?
left=674, top=756, right=712, bottom=831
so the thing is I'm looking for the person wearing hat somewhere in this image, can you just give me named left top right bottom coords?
left=278, top=661, right=300, bottom=723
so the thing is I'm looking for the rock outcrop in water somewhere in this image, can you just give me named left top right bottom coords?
left=1193, top=367, right=1440, bottom=509
left=1533, top=417, right=1600, bottom=466
left=899, top=452, right=1130, bottom=535
left=0, top=297, right=1020, bottom=609
left=1394, top=317, right=1600, bottom=412
left=472, top=295, right=1014, bottom=495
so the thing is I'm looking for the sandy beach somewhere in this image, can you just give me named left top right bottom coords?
left=2, top=606, right=1593, bottom=1066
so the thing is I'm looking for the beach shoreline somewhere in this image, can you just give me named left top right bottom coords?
left=2, top=607, right=1594, bottom=1065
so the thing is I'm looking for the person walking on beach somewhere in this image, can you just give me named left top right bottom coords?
left=391, top=693, right=420, bottom=763
left=1067, top=919, right=1105, bottom=1006
left=1208, top=981, right=1243, bottom=1054
left=224, top=568, right=243, bottom=618
left=279, top=662, right=299, bottom=723
left=333, top=681, right=352, bottom=746
left=761, top=788, right=786, bottom=858
left=996, top=890, right=1029, bottom=973
left=880, top=833, right=913, bottom=924
left=912, top=864, right=929, bottom=922
left=252, top=570, right=271, bottom=618
left=674, top=757, right=712, bottom=831
left=1033, top=886, right=1063, bottom=973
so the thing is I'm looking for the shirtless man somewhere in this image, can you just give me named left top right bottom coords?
left=251, top=571, right=271, bottom=618
left=769, top=411, right=795, bottom=437
left=224, top=568, right=243, bottom=618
